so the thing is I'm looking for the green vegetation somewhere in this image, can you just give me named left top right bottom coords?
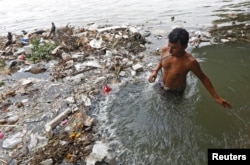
left=30, top=39, right=58, bottom=63
left=0, top=81, right=4, bottom=87
left=0, top=59, right=5, bottom=67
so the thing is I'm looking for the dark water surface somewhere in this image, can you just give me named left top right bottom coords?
left=1, top=0, right=250, bottom=164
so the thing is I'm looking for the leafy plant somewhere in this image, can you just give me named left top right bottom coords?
left=30, top=39, right=58, bottom=63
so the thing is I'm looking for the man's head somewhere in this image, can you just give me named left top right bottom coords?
left=168, top=28, right=189, bottom=46
left=167, top=28, right=189, bottom=56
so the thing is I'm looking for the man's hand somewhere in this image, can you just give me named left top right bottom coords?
left=216, top=98, right=232, bottom=109
left=148, top=71, right=158, bottom=83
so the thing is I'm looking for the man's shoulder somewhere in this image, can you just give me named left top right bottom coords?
left=185, top=52, right=196, bottom=60
left=161, top=46, right=168, bottom=53
left=184, top=53, right=199, bottom=67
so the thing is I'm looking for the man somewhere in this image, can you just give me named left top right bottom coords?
left=148, top=28, right=232, bottom=109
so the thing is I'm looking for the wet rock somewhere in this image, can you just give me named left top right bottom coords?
left=29, top=67, right=47, bottom=74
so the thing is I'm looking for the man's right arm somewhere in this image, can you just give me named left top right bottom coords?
left=148, top=46, right=167, bottom=83
left=148, top=62, right=161, bottom=83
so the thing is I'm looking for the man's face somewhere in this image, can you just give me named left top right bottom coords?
left=167, top=41, right=186, bottom=56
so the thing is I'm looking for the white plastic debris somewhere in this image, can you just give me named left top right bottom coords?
left=221, top=39, right=230, bottom=43
left=23, top=44, right=33, bottom=55
left=82, top=61, right=102, bottom=68
left=65, top=96, right=75, bottom=104
left=88, top=23, right=99, bottom=31
left=13, top=48, right=25, bottom=56
left=131, top=70, right=136, bottom=77
left=89, top=38, right=103, bottom=49
left=21, top=79, right=33, bottom=86
left=86, top=141, right=110, bottom=165
left=129, top=26, right=138, bottom=33
left=2, top=131, right=26, bottom=149
left=81, top=95, right=91, bottom=107
left=97, top=25, right=127, bottom=33
left=84, top=116, right=95, bottom=127
left=51, top=45, right=63, bottom=55
left=28, top=133, right=39, bottom=151
left=119, top=71, right=126, bottom=77
left=40, top=158, right=53, bottom=165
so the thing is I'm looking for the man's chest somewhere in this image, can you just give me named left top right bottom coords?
left=161, top=58, right=189, bottom=75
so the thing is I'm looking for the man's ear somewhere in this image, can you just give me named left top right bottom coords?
left=183, top=44, right=188, bottom=49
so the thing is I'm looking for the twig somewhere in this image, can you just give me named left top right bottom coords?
left=0, top=124, right=23, bottom=127
left=70, top=67, right=96, bottom=76
left=240, top=38, right=250, bottom=42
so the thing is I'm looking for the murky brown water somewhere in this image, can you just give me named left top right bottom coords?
left=1, top=0, right=250, bottom=164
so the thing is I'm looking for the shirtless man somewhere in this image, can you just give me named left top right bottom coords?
left=148, top=28, right=232, bottom=109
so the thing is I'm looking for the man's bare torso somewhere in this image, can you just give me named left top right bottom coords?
left=161, top=47, right=194, bottom=89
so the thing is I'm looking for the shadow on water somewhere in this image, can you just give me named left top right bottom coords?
left=92, top=43, right=250, bottom=165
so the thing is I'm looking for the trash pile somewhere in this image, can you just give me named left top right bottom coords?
left=0, top=23, right=150, bottom=165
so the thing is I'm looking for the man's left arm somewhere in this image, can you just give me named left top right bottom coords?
left=190, top=60, right=232, bottom=109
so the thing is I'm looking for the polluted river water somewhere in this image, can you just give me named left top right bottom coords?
left=0, top=0, right=250, bottom=164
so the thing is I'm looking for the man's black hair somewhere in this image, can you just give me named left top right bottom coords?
left=168, top=28, right=189, bottom=46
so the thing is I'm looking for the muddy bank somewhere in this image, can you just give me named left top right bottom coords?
left=209, top=1, right=250, bottom=43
